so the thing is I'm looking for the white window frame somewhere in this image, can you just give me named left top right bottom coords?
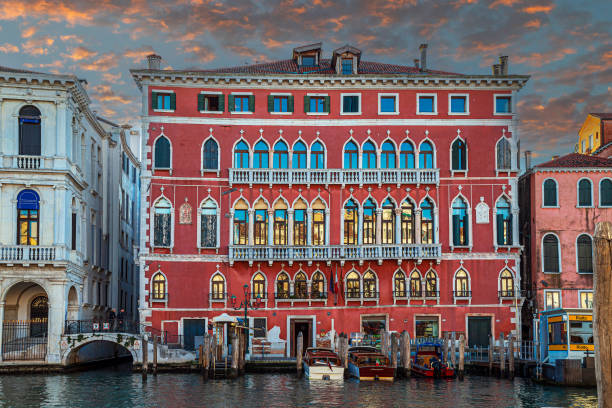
left=152, top=89, right=175, bottom=113
left=578, top=290, right=593, bottom=309
left=340, top=93, right=362, bottom=115
left=493, top=93, right=513, bottom=115
left=269, top=93, right=293, bottom=115
left=150, top=197, right=174, bottom=249
left=230, top=92, right=254, bottom=115
left=541, top=177, right=560, bottom=208
left=448, top=93, right=470, bottom=115
left=576, top=177, right=594, bottom=208
left=544, top=289, right=562, bottom=310
left=306, top=93, right=329, bottom=116
left=599, top=178, right=612, bottom=208
left=201, top=136, right=220, bottom=176
left=198, top=91, right=224, bottom=114
left=416, top=93, right=438, bottom=115
left=197, top=198, right=221, bottom=250
left=378, top=93, right=399, bottom=115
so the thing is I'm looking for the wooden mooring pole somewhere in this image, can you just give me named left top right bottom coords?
left=152, top=335, right=158, bottom=376
left=343, top=334, right=349, bottom=370
left=488, top=334, right=494, bottom=376
left=296, top=331, right=304, bottom=378
left=141, top=337, right=148, bottom=381
left=458, top=334, right=465, bottom=380
left=201, top=334, right=209, bottom=380
left=450, top=333, right=457, bottom=369
left=404, top=332, right=411, bottom=378
left=498, top=333, right=505, bottom=378
left=443, top=333, right=449, bottom=364
left=391, top=333, right=398, bottom=378
left=594, top=221, right=612, bottom=408
left=230, top=333, right=239, bottom=379
left=508, top=336, right=515, bottom=380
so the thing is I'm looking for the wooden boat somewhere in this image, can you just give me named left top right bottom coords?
left=302, top=348, right=344, bottom=380
left=347, top=346, right=394, bottom=381
left=411, top=342, right=455, bottom=378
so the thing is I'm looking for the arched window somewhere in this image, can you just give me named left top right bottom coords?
left=154, top=136, right=171, bottom=169
left=30, top=295, right=48, bottom=337
left=401, top=201, right=414, bottom=244
left=496, top=138, right=511, bottom=170
left=19, top=105, right=41, bottom=156
left=292, top=141, right=307, bottom=169
left=311, top=141, right=325, bottom=169
left=455, top=270, right=470, bottom=297
left=293, top=199, right=307, bottom=246
left=211, top=274, right=225, bottom=300
left=17, top=189, right=40, bottom=245
left=312, top=198, right=326, bottom=246
left=363, top=198, right=377, bottom=244
left=577, top=234, right=593, bottom=273
left=153, top=197, right=172, bottom=247
left=543, top=179, right=558, bottom=207
left=382, top=198, right=395, bottom=244
left=346, top=271, right=360, bottom=298
left=234, top=141, right=249, bottom=168
left=496, top=197, right=512, bottom=246
left=151, top=273, right=166, bottom=300
left=410, top=271, right=422, bottom=297
left=452, top=197, right=469, bottom=246
left=200, top=199, right=217, bottom=248
left=500, top=270, right=514, bottom=297
left=419, top=141, right=434, bottom=169
left=254, top=200, right=268, bottom=245
left=363, top=271, right=377, bottom=298
left=202, top=139, right=218, bottom=170
left=425, top=271, right=437, bottom=297
left=381, top=141, right=396, bottom=169
left=252, top=272, right=266, bottom=299
left=394, top=271, right=406, bottom=297
left=400, top=141, right=415, bottom=169
left=601, top=179, right=612, bottom=206
left=273, top=141, right=288, bottom=169
left=273, top=201, right=288, bottom=245
left=362, top=141, right=377, bottom=169
left=421, top=199, right=434, bottom=244
left=344, top=199, right=358, bottom=245
left=276, top=273, right=290, bottom=299
left=451, top=139, right=466, bottom=170
left=254, top=141, right=269, bottom=168
left=578, top=179, right=592, bottom=207
left=294, top=272, right=307, bottom=299
left=233, top=199, right=249, bottom=245
left=311, top=271, right=326, bottom=299
left=543, top=234, right=560, bottom=273
left=344, top=141, right=359, bottom=169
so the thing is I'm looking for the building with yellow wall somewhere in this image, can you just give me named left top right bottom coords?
left=577, top=113, right=612, bottom=156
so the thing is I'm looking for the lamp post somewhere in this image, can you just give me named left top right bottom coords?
left=231, top=284, right=262, bottom=354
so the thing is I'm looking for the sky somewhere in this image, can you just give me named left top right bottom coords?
left=0, top=0, right=611, bottom=163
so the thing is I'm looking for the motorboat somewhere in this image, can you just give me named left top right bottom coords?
left=347, top=346, right=394, bottom=381
left=302, top=348, right=344, bottom=380
left=411, top=342, right=455, bottom=378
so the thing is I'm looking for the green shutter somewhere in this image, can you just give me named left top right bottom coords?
left=248, top=95, right=255, bottom=112
left=219, top=94, right=225, bottom=112
left=288, top=95, right=294, bottom=113
left=151, top=92, right=158, bottom=110
left=268, top=95, right=274, bottom=112
left=452, top=215, right=460, bottom=245
left=304, top=96, right=310, bottom=113
left=452, top=143, right=459, bottom=170
left=496, top=214, right=505, bottom=246
left=507, top=214, right=513, bottom=244
left=170, top=93, right=176, bottom=111
left=228, top=95, right=235, bottom=112
left=463, top=215, right=469, bottom=245
left=197, top=94, right=204, bottom=111
left=324, top=96, right=330, bottom=113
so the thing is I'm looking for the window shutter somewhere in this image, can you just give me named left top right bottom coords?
left=452, top=143, right=459, bottom=170
left=507, top=214, right=513, bottom=244
left=452, top=215, right=460, bottom=245
left=197, top=94, right=204, bottom=111
left=496, top=214, right=505, bottom=246
left=324, top=96, right=330, bottom=113
left=460, top=144, right=466, bottom=169
left=268, top=95, right=274, bottom=112
left=151, top=92, right=158, bottom=110
left=248, top=95, right=255, bottom=112
left=463, top=215, right=469, bottom=245
left=288, top=95, right=294, bottom=113
left=218, top=94, right=225, bottom=112
left=228, top=94, right=234, bottom=112
left=169, top=93, right=176, bottom=111
left=304, top=96, right=310, bottom=113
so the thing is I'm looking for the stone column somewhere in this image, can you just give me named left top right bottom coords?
left=47, top=283, right=66, bottom=364
left=375, top=209, right=382, bottom=245
left=415, top=209, right=422, bottom=244
left=358, top=209, right=363, bottom=245
left=395, top=208, right=402, bottom=244
left=55, top=100, right=67, bottom=162
left=54, top=186, right=67, bottom=247
left=325, top=209, right=330, bottom=245
left=288, top=210, right=294, bottom=245
left=267, top=210, right=274, bottom=246
left=512, top=208, right=519, bottom=246
left=340, top=208, right=345, bottom=246
left=248, top=209, right=254, bottom=245
left=0, top=301, right=4, bottom=362
left=306, top=209, right=313, bottom=246
left=434, top=206, right=440, bottom=244
left=228, top=211, right=234, bottom=246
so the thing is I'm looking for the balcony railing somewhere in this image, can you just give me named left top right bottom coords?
left=229, top=244, right=442, bottom=264
left=498, top=290, right=515, bottom=298
left=344, top=290, right=380, bottom=300
left=16, top=155, right=42, bottom=169
left=0, top=245, right=66, bottom=263
left=453, top=290, right=472, bottom=298
left=209, top=292, right=228, bottom=301
left=229, top=168, right=439, bottom=186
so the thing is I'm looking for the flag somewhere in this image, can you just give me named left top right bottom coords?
left=329, top=267, right=335, bottom=294
left=334, top=265, right=339, bottom=294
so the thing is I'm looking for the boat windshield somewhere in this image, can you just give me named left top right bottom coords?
left=357, top=354, right=389, bottom=366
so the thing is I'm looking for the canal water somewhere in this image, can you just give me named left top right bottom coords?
left=0, top=364, right=598, bottom=408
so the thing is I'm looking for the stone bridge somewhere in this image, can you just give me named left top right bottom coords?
left=60, top=331, right=144, bottom=365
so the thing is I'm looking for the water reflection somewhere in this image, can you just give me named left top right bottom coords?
left=0, top=367, right=597, bottom=408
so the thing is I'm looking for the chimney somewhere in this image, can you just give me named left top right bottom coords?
left=147, top=54, right=162, bottom=70
left=414, top=59, right=420, bottom=69
left=552, top=155, right=559, bottom=160
left=524, top=150, right=532, bottom=170
left=492, top=64, right=502, bottom=76
left=419, top=44, right=428, bottom=70
left=499, top=55, right=508, bottom=75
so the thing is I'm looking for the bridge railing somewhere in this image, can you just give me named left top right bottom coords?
left=64, top=320, right=140, bottom=335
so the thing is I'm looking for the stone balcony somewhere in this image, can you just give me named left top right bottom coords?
left=229, top=168, right=439, bottom=187
left=0, top=245, right=76, bottom=266
left=228, top=244, right=442, bottom=266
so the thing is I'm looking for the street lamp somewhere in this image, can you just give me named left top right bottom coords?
left=231, top=284, right=262, bottom=354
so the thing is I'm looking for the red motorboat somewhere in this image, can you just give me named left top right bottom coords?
left=348, top=346, right=394, bottom=381
left=411, top=343, right=455, bottom=378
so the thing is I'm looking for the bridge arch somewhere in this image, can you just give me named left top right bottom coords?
left=60, top=332, right=141, bottom=366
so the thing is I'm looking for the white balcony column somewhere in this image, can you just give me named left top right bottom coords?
left=306, top=209, right=313, bottom=246
left=55, top=100, right=67, bottom=160
left=248, top=209, right=254, bottom=246
left=325, top=209, right=330, bottom=245
left=54, top=186, right=67, bottom=246
left=375, top=209, right=382, bottom=245
left=358, top=209, right=363, bottom=245
left=288, top=209, right=294, bottom=245
left=340, top=209, right=345, bottom=246
left=394, top=208, right=402, bottom=244
left=267, top=210, right=274, bottom=246
left=512, top=208, right=519, bottom=246
left=228, top=211, right=234, bottom=246
left=434, top=207, right=440, bottom=244
left=415, top=209, right=422, bottom=244
left=0, top=301, right=4, bottom=361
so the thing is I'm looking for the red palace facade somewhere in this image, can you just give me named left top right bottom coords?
left=132, top=44, right=530, bottom=355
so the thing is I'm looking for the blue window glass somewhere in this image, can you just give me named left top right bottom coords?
left=310, top=97, right=325, bottom=113
left=17, top=189, right=40, bottom=210
left=400, top=142, right=415, bottom=169
left=234, top=141, right=249, bottom=168
left=292, top=141, right=307, bottom=169
left=419, top=141, right=434, bottom=169
left=302, top=56, right=315, bottom=67
left=380, top=96, right=396, bottom=113
left=496, top=198, right=512, bottom=246
left=342, top=96, right=359, bottom=113
left=450, top=96, right=466, bottom=113
left=362, top=142, right=376, bottom=169
left=273, top=141, right=288, bottom=169
left=344, top=141, right=358, bottom=169
left=342, top=59, right=353, bottom=75
left=311, top=142, right=325, bottom=169
left=420, top=199, right=434, bottom=244
left=418, top=96, right=435, bottom=113
left=452, top=198, right=468, bottom=246
left=254, top=141, right=269, bottom=168
left=157, top=94, right=171, bottom=110
left=496, top=96, right=511, bottom=113
left=235, top=96, right=250, bottom=112
left=381, top=142, right=395, bottom=169
left=273, top=96, right=288, bottom=112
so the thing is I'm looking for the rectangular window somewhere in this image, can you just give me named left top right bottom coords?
left=152, top=92, right=175, bottom=111
left=582, top=140, right=586, bottom=153
left=234, top=96, right=250, bottom=112
left=273, top=209, right=287, bottom=245
left=589, top=134, right=593, bottom=150
left=269, top=95, right=293, bottom=113
left=579, top=292, right=593, bottom=309
left=417, top=95, right=436, bottom=114
left=309, top=97, right=326, bottom=113
left=253, top=317, right=267, bottom=338
left=293, top=209, right=306, bottom=245
left=379, top=95, right=397, bottom=114
left=254, top=209, right=268, bottom=245
left=198, top=94, right=224, bottom=112
left=342, top=59, right=353, bottom=74
left=495, top=96, right=512, bottom=114
left=570, top=320, right=593, bottom=345
left=450, top=95, right=467, bottom=113
left=233, top=210, right=248, bottom=245
left=312, top=209, right=325, bottom=246
left=201, top=212, right=217, bottom=248
left=71, top=213, right=77, bottom=250
left=545, top=290, right=561, bottom=310
left=341, top=95, right=360, bottom=114
left=302, top=56, right=315, bottom=67
left=548, top=321, right=567, bottom=345
left=415, top=317, right=439, bottom=337
left=153, top=209, right=171, bottom=247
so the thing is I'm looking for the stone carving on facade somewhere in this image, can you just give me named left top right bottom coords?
left=475, top=197, right=490, bottom=224
left=179, top=201, right=192, bottom=224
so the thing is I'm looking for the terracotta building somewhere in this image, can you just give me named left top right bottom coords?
left=131, top=44, right=529, bottom=356
left=576, top=113, right=612, bottom=158
left=519, top=153, right=612, bottom=338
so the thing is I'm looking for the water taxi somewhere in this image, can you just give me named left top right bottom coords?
left=411, top=342, right=455, bottom=378
left=538, top=308, right=594, bottom=363
left=302, top=348, right=344, bottom=380
left=347, top=346, right=394, bottom=381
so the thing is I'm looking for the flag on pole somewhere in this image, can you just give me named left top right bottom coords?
left=329, top=266, right=335, bottom=294
left=334, top=265, right=339, bottom=294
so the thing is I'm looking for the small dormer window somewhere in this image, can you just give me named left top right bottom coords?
left=302, top=56, right=315, bottom=67
left=342, top=59, right=353, bottom=75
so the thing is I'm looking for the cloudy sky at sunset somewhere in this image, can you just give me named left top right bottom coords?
left=0, top=0, right=610, bottom=162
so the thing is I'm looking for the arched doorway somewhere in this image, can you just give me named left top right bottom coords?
left=29, top=296, right=48, bottom=337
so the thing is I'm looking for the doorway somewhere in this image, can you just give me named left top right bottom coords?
left=290, top=319, right=312, bottom=357
left=29, top=296, right=48, bottom=338
left=468, top=316, right=492, bottom=347
left=183, top=319, right=206, bottom=351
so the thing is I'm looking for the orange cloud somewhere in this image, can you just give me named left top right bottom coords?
left=123, top=46, right=155, bottom=63
left=514, top=48, right=576, bottom=67
left=0, top=1, right=94, bottom=25
left=22, top=36, right=54, bottom=55
left=183, top=44, right=216, bottom=64
left=524, top=19, right=541, bottom=29
left=91, top=84, right=132, bottom=104
left=60, top=34, right=83, bottom=43
left=522, top=4, right=554, bottom=14
left=489, top=0, right=521, bottom=8
left=21, top=26, right=37, bottom=38
left=262, top=39, right=293, bottom=49
left=23, top=60, right=63, bottom=69
left=80, top=52, right=118, bottom=71
left=63, top=46, right=97, bottom=61
left=102, top=72, right=122, bottom=82
left=0, top=43, right=19, bottom=53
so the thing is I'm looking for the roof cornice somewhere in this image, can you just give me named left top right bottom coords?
left=533, top=167, right=612, bottom=173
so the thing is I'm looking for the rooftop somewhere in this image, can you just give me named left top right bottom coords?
left=534, top=153, right=612, bottom=169
left=590, top=113, right=612, bottom=120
